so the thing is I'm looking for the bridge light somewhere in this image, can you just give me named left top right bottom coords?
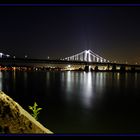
left=0, top=53, right=3, bottom=58
left=68, top=65, right=71, bottom=68
left=85, top=50, right=88, bottom=54
left=6, top=54, right=10, bottom=57
left=13, top=67, right=16, bottom=70
left=86, top=50, right=90, bottom=54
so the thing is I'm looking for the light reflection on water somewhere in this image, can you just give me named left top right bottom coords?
left=64, top=71, right=107, bottom=108
left=125, top=73, right=128, bottom=88
left=94, top=72, right=106, bottom=94
left=46, top=72, right=50, bottom=87
left=134, top=72, right=138, bottom=88
left=0, top=71, right=2, bottom=90
left=81, top=72, right=93, bottom=108
left=12, top=70, right=16, bottom=93
left=23, top=72, right=28, bottom=92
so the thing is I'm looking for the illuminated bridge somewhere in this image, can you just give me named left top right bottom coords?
left=0, top=49, right=140, bottom=72
left=63, top=49, right=109, bottom=63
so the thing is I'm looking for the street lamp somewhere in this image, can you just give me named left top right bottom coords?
left=6, top=54, right=10, bottom=58
left=0, top=53, right=3, bottom=58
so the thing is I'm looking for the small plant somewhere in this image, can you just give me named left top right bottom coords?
left=28, top=102, right=42, bottom=120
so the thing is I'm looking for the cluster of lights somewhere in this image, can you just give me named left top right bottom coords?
left=0, top=53, right=31, bottom=59
left=0, top=52, right=10, bottom=58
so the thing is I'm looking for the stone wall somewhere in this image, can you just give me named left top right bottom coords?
left=0, top=91, right=53, bottom=134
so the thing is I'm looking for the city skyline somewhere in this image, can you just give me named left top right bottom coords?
left=0, top=4, right=140, bottom=64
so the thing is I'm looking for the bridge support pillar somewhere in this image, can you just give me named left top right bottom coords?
left=112, top=64, right=116, bottom=71
left=84, top=65, right=89, bottom=72
left=131, top=67, right=135, bottom=72
left=94, top=66, right=98, bottom=71
left=120, top=65, right=126, bottom=72
left=107, top=64, right=110, bottom=70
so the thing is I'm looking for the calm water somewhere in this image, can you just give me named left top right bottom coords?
left=0, top=70, right=140, bottom=134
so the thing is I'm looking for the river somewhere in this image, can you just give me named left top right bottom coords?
left=0, top=70, right=140, bottom=134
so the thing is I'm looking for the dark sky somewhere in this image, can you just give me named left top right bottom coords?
left=0, top=5, right=140, bottom=64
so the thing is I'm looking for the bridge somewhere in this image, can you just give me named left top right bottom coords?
left=0, top=49, right=140, bottom=72
left=63, top=49, right=109, bottom=63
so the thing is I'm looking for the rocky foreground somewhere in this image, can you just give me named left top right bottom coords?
left=0, top=91, right=53, bottom=134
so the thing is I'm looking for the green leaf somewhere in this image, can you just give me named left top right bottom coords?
left=34, top=102, right=38, bottom=107
left=37, top=108, right=42, bottom=111
left=28, top=102, right=43, bottom=121
left=29, top=106, right=33, bottom=110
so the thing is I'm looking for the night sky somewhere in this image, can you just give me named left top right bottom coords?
left=0, top=5, right=140, bottom=64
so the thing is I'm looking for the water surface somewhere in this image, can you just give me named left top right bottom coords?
left=0, top=71, right=140, bottom=133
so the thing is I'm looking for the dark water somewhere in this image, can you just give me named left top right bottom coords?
left=0, top=70, right=140, bottom=134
